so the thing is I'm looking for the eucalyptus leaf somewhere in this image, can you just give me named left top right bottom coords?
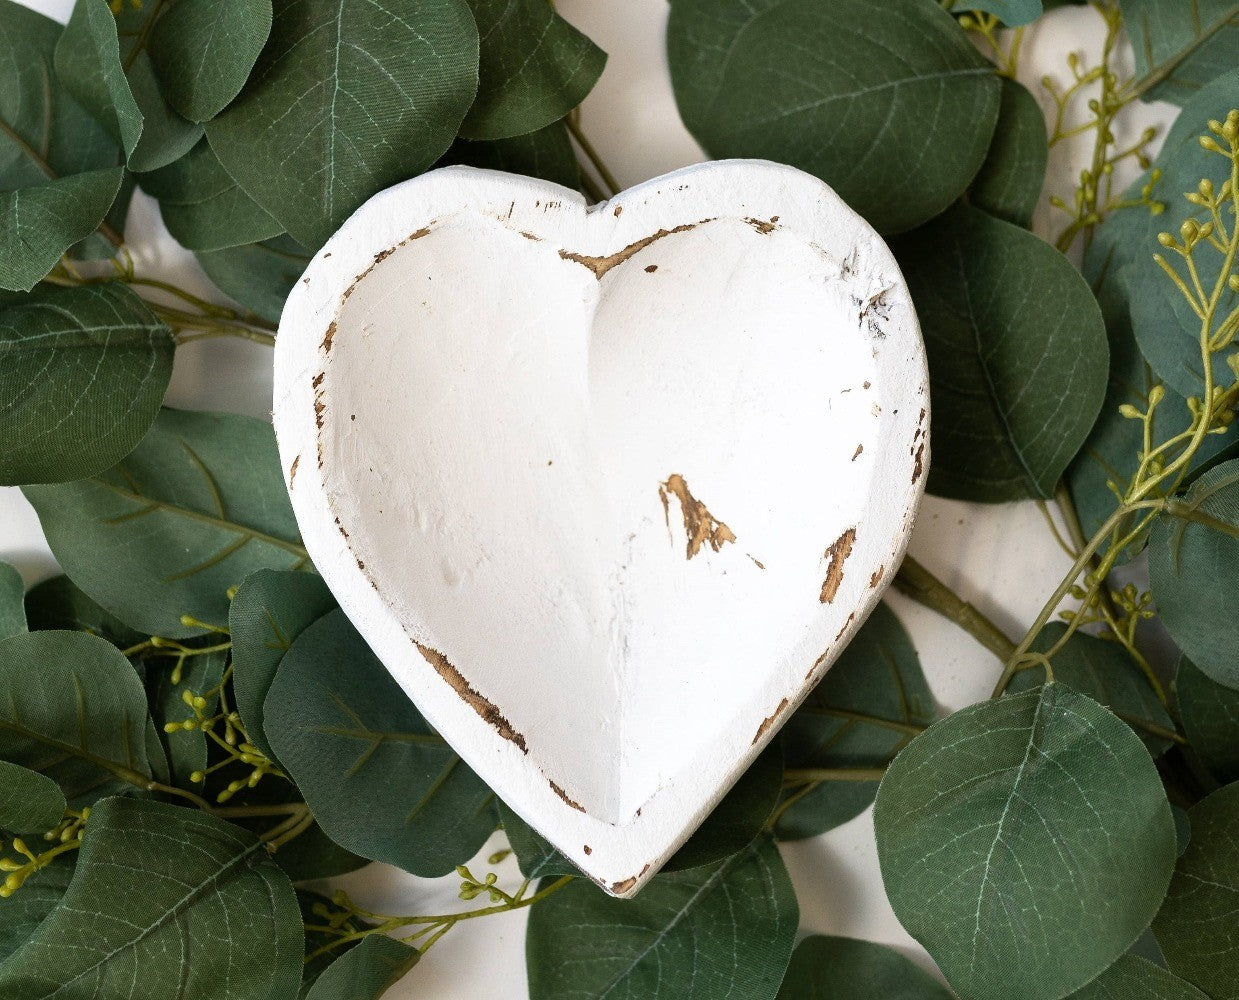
left=68, top=169, right=134, bottom=260
left=1148, top=458, right=1239, bottom=688
left=54, top=0, right=202, bottom=172
left=1067, top=955, right=1210, bottom=999
left=892, top=203, right=1108, bottom=501
left=0, top=796, right=303, bottom=1000
left=0, top=862, right=71, bottom=965
left=230, top=568, right=335, bottom=762
left=1121, top=0, right=1239, bottom=105
left=500, top=743, right=784, bottom=880
left=0, top=167, right=124, bottom=292
left=1007, top=624, right=1176, bottom=754
left=22, top=573, right=143, bottom=647
left=775, top=935, right=953, bottom=1000
left=148, top=0, right=273, bottom=123
left=460, top=0, right=605, bottom=141
left=196, top=234, right=311, bottom=323
left=24, top=407, right=308, bottom=639
left=526, top=835, right=797, bottom=1000
left=1124, top=69, right=1239, bottom=399
left=264, top=608, right=496, bottom=877
left=205, top=0, right=481, bottom=247
left=138, top=139, right=283, bottom=252
left=956, top=0, right=1043, bottom=25
left=666, top=0, right=1000, bottom=234
left=304, top=933, right=418, bottom=1000
left=0, top=560, right=23, bottom=640
left=874, top=684, right=1176, bottom=1000
left=0, top=630, right=153, bottom=807
left=0, top=760, right=67, bottom=834
left=1176, top=656, right=1239, bottom=783
left=441, top=121, right=580, bottom=189
left=1152, top=781, right=1239, bottom=998
left=0, top=283, right=174, bottom=486
left=970, top=77, right=1048, bottom=228
left=775, top=602, right=934, bottom=840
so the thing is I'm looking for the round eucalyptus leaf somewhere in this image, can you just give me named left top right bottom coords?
left=1148, top=458, right=1239, bottom=688
left=775, top=935, right=952, bottom=999
left=0, top=797, right=303, bottom=1000
left=196, top=234, right=312, bottom=323
left=0, top=630, right=154, bottom=807
left=0, top=283, right=174, bottom=486
left=304, top=933, right=418, bottom=1000
left=24, top=407, right=307, bottom=639
left=956, top=0, right=1043, bottom=25
left=0, top=560, right=24, bottom=641
left=1123, top=1, right=1239, bottom=105
left=22, top=573, right=144, bottom=648
left=1176, top=657, right=1239, bottom=783
left=460, top=0, right=605, bottom=141
left=205, top=0, right=481, bottom=248
left=441, top=121, right=581, bottom=189
left=776, top=601, right=935, bottom=840
left=1153, top=782, right=1239, bottom=998
left=0, top=760, right=67, bottom=834
left=969, top=77, right=1047, bottom=229
left=148, top=0, right=273, bottom=123
left=667, top=0, right=1000, bottom=234
left=1066, top=955, right=1210, bottom=999
left=138, top=139, right=283, bottom=252
left=526, top=835, right=797, bottom=1000
left=874, top=684, right=1176, bottom=1000
left=229, top=568, right=336, bottom=762
left=1007, top=624, right=1176, bottom=755
left=264, top=608, right=497, bottom=877
left=892, top=203, right=1108, bottom=502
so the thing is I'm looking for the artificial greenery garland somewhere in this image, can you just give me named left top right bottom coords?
left=0, top=0, right=1238, bottom=997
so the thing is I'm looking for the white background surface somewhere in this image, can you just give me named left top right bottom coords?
left=2, top=2, right=1176, bottom=995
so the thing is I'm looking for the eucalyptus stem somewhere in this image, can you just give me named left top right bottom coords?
left=566, top=112, right=621, bottom=198
left=892, top=555, right=1018, bottom=661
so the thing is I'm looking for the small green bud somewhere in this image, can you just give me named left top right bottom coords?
left=1118, top=403, right=1142, bottom=419
left=1157, top=232, right=1175, bottom=247
left=1148, top=384, right=1166, bottom=408
left=189, top=771, right=205, bottom=784
left=1200, top=135, right=1225, bottom=154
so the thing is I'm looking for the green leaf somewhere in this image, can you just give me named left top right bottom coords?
left=460, top=0, right=605, bottom=141
left=969, top=77, right=1047, bottom=228
left=0, top=630, right=153, bottom=807
left=1153, top=781, right=1239, bottom=998
left=230, top=568, right=335, bottom=762
left=264, top=608, right=496, bottom=876
left=0, top=760, right=66, bottom=834
left=1148, top=458, right=1239, bottom=688
left=500, top=744, right=783, bottom=880
left=68, top=172, right=134, bottom=260
left=205, top=0, right=480, bottom=248
left=24, top=407, right=308, bottom=639
left=666, top=0, right=1000, bottom=234
left=1176, top=657, right=1239, bottom=783
left=137, top=138, right=283, bottom=251
left=892, top=202, right=1108, bottom=501
left=196, top=234, right=311, bottom=323
left=1007, top=624, right=1176, bottom=754
left=775, top=602, right=934, bottom=840
left=1124, top=69, right=1239, bottom=399
left=441, top=120, right=580, bottom=189
left=956, top=0, right=1043, bottom=25
left=148, top=0, right=273, bottom=123
left=1121, top=0, right=1239, bottom=105
left=54, top=0, right=202, bottom=172
left=0, top=796, right=303, bottom=1000
left=0, top=561, right=23, bottom=640
left=22, top=573, right=144, bottom=647
left=305, top=934, right=418, bottom=1000
left=0, top=283, right=174, bottom=486
left=775, top=935, right=953, bottom=999
left=0, top=167, right=125, bottom=291
left=0, top=862, right=71, bottom=965
left=1067, top=955, right=1210, bottom=999
left=527, top=835, right=797, bottom=1000
left=874, top=683, right=1176, bottom=1000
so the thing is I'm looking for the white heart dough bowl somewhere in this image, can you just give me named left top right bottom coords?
left=273, top=160, right=929, bottom=896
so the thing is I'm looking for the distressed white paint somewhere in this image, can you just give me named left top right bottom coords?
left=274, top=161, right=928, bottom=895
